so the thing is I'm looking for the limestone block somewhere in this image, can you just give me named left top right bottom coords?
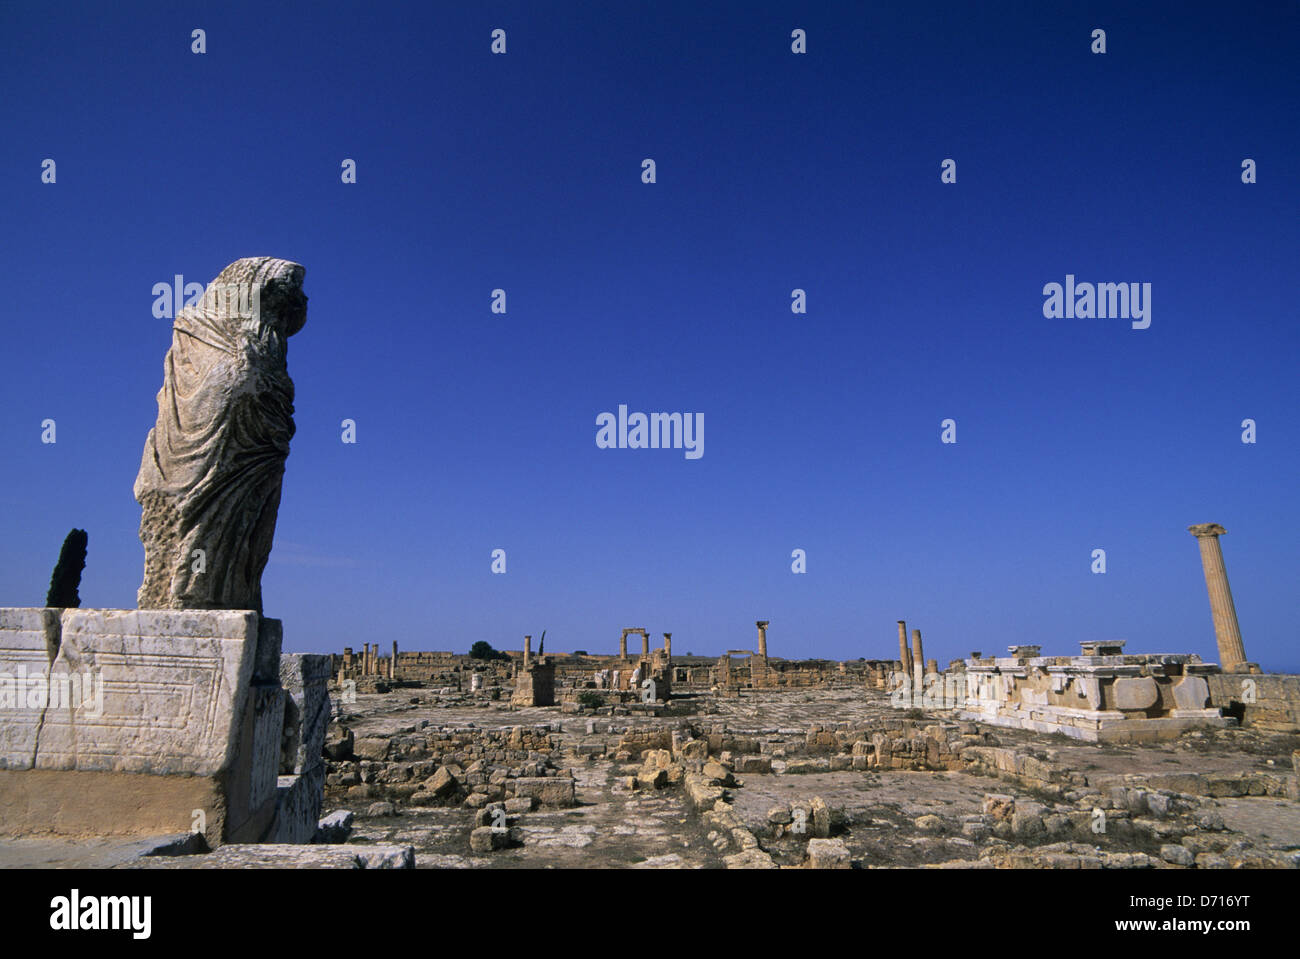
left=0, top=608, right=286, bottom=846
left=279, top=653, right=332, bottom=775
left=425, top=766, right=459, bottom=797
left=315, top=809, right=354, bottom=843
left=470, top=826, right=512, bottom=853
left=1112, top=677, right=1159, bottom=711
left=129, top=843, right=414, bottom=869
left=806, top=838, right=851, bottom=869
left=1172, top=676, right=1210, bottom=711
left=513, top=776, right=575, bottom=807
left=266, top=769, right=325, bottom=843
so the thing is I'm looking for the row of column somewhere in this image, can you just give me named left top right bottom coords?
left=896, top=621, right=938, bottom=686
left=343, top=641, right=399, bottom=679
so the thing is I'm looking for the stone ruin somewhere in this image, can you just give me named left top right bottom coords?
left=0, top=259, right=407, bottom=864
left=302, top=521, right=1296, bottom=870
left=954, top=642, right=1228, bottom=742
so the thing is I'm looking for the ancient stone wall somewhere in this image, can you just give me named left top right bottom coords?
left=1205, top=672, right=1300, bottom=732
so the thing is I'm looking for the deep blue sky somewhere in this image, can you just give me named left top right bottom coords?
left=2, top=2, right=1296, bottom=669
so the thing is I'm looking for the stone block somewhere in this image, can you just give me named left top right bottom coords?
left=279, top=654, right=332, bottom=775
left=1172, top=676, right=1210, bottom=711
left=1112, top=677, right=1159, bottom=711
left=513, top=776, right=575, bottom=807
left=315, top=809, right=354, bottom=843
left=470, top=825, right=511, bottom=853
left=806, top=838, right=851, bottom=869
left=0, top=608, right=284, bottom=847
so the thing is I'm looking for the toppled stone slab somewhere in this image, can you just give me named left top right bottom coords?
left=512, top=777, right=575, bottom=807
left=806, top=837, right=851, bottom=869
left=315, top=810, right=354, bottom=844
left=128, top=843, right=415, bottom=869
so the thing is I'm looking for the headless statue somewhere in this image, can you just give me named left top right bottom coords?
left=135, top=257, right=306, bottom=612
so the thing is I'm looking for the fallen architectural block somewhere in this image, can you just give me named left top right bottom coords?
left=512, top=776, right=575, bottom=807
left=127, top=843, right=415, bottom=869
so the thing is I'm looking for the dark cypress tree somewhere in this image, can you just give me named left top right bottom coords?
left=46, top=528, right=88, bottom=608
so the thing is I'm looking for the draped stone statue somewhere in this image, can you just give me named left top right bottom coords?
left=135, top=257, right=307, bottom=612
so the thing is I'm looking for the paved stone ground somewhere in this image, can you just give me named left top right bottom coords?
left=4, top=685, right=1295, bottom=868
left=324, top=685, right=1299, bottom=868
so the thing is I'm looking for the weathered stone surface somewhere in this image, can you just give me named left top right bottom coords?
left=353, top=738, right=390, bottom=761
left=425, top=766, right=458, bottom=798
left=469, top=826, right=510, bottom=853
left=767, top=804, right=793, bottom=825
left=129, top=843, right=414, bottom=869
left=267, top=771, right=322, bottom=843
left=279, top=654, right=332, bottom=775
left=0, top=608, right=284, bottom=847
left=315, top=809, right=354, bottom=843
left=806, top=837, right=851, bottom=869
left=135, top=256, right=306, bottom=612
left=323, top=723, right=354, bottom=761
left=1171, top=676, right=1210, bottom=710
left=513, top=776, right=575, bottom=807
left=1113, top=677, right=1159, bottom=711
left=1160, top=844, right=1194, bottom=866
left=723, top=847, right=778, bottom=869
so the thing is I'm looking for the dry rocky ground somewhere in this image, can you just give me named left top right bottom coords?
left=318, top=685, right=1300, bottom=869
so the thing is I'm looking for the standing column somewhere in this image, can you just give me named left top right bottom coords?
left=391, top=641, right=398, bottom=679
left=523, top=635, right=532, bottom=670
left=756, top=621, right=769, bottom=659
left=896, top=621, right=912, bottom=675
left=663, top=632, right=672, bottom=659
left=911, top=629, right=926, bottom=698
left=363, top=643, right=371, bottom=676
left=641, top=631, right=649, bottom=658
left=619, top=631, right=628, bottom=659
left=1188, top=524, right=1248, bottom=670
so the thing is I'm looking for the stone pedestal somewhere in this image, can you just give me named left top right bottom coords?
left=0, top=608, right=292, bottom=847
left=510, top=659, right=555, bottom=707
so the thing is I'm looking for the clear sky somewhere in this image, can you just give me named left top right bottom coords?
left=2, top=1, right=1296, bottom=670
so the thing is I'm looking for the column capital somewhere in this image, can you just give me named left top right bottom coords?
left=1188, top=523, right=1227, bottom=538
left=756, top=620, right=769, bottom=628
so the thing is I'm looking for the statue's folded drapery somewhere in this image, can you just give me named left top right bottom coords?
left=135, top=257, right=307, bottom=612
